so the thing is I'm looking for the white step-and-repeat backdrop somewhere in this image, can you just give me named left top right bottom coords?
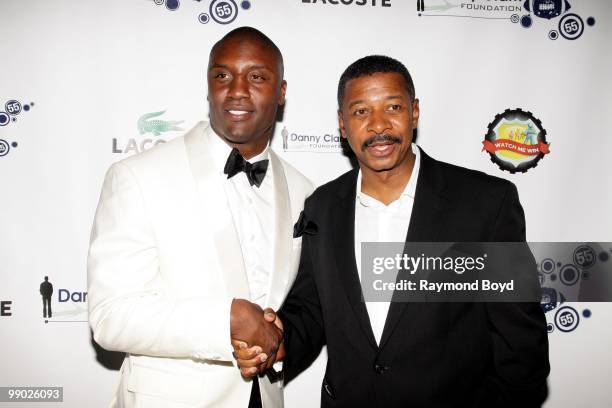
left=1, top=0, right=611, bottom=407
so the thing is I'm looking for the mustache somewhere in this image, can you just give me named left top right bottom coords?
left=362, top=134, right=401, bottom=151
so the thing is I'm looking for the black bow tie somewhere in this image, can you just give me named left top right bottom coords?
left=223, top=148, right=269, bottom=187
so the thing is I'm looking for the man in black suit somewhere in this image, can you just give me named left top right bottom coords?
left=233, top=55, right=549, bottom=407
left=40, top=276, right=53, bottom=318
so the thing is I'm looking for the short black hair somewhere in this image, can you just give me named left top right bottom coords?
left=337, top=55, right=415, bottom=108
left=210, top=26, right=284, bottom=77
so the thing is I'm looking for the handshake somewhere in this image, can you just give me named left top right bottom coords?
left=229, top=299, right=285, bottom=378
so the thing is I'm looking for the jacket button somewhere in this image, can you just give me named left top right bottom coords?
left=374, top=364, right=389, bottom=374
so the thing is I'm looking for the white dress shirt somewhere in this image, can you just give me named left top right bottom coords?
left=355, top=143, right=421, bottom=344
left=206, top=127, right=274, bottom=308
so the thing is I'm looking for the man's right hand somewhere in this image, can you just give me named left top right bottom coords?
left=230, top=299, right=283, bottom=376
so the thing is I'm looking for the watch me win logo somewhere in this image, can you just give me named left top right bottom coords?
left=482, top=108, right=550, bottom=174
left=524, top=0, right=570, bottom=20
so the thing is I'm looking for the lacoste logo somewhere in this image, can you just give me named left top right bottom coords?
left=137, top=110, right=184, bottom=136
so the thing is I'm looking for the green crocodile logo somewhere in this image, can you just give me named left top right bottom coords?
left=137, top=111, right=184, bottom=136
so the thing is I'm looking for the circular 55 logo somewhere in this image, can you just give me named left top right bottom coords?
left=210, top=0, right=238, bottom=24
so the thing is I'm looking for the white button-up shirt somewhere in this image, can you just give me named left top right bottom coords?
left=207, top=127, right=274, bottom=308
left=355, top=143, right=421, bottom=344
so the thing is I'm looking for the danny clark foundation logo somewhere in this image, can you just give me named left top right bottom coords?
left=38, top=276, right=88, bottom=324
left=416, top=0, right=596, bottom=41
left=112, top=110, right=183, bottom=155
left=481, top=108, right=550, bottom=173
left=281, top=126, right=343, bottom=153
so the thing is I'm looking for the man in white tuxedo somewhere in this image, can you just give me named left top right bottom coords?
left=88, top=27, right=313, bottom=408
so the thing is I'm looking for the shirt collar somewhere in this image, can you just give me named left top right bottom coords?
left=206, top=124, right=270, bottom=174
left=356, top=143, right=421, bottom=208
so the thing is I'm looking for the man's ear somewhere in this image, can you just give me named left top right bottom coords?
left=338, top=109, right=347, bottom=139
left=411, top=98, right=420, bottom=128
left=278, top=80, right=287, bottom=106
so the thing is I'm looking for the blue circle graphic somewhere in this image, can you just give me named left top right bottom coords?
left=210, top=0, right=238, bottom=25
left=555, top=306, right=579, bottom=332
left=587, top=17, right=595, bottom=26
left=559, top=13, right=584, bottom=40
left=541, top=258, right=555, bottom=274
left=573, top=244, right=596, bottom=269
left=198, top=13, right=210, bottom=24
left=11, top=141, right=17, bottom=148
left=0, top=112, right=10, bottom=126
left=599, top=252, right=609, bottom=262
left=0, top=139, right=9, bottom=156
left=5, top=100, right=22, bottom=116
left=165, top=0, right=179, bottom=11
left=582, top=309, right=592, bottom=318
left=241, top=1, right=251, bottom=10
left=548, top=30, right=559, bottom=40
left=23, top=104, right=30, bottom=111
left=521, top=15, right=532, bottom=28
left=559, top=264, right=579, bottom=286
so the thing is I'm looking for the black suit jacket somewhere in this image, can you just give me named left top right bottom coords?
left=279, top=148, right=549, bottom=408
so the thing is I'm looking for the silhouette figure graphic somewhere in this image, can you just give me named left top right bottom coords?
left=282, top=126, right=289, bottom=151
left=40, top=276, right=53, bottom=318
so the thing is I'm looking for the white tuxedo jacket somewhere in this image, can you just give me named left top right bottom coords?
left=88, top=121, right=314, bottom=408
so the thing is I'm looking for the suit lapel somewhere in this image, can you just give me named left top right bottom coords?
left=183, top=122, right=250, bottom=300
left=378, top=148, right=449, bottom=350
left=333, top=169, right=378, bottom=350
left=265, top=150, right=293, bottom=309
left=258, top=153, right=293, bottom=408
